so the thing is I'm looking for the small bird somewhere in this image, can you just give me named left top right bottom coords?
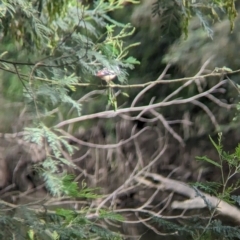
left=96, top=68, right=118, bottom=82
left=96, top=67, right=120, bottom=111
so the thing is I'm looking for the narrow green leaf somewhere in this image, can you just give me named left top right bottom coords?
left=196, top=156, right=221, bottom=168
left=121, top=92, right=129, bottom=98
left=124, top=56, right=140, bottom=65
left=209, top=135, right=222, bottom=154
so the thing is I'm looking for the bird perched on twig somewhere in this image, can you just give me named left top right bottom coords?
left=96, top=67, right=121, bottom=110
left=96, top=68, right=119, bottom=82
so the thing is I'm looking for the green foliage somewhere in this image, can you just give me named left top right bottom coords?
left=196, top=134, right=240, bottom=200
left=196, top=155, right=222, bottom=168
left=152, top=217, right=195, bottom=236
left=150, top=133, right=240, bottom=239
left=0, top=0, right=140, bottom=118
left=62, top=176, right=100, bottom=199
left=231, top=195, right=240, bottom=206
left=151, top=1, right=183, bottom=39
left=204, top=220, right=240, bottom=240
left=98, top=209, right=124, bottom=221
left=152, top=0, right=237, bottom=38
left=0, top=207, right=123, bottom=240
left=152, top=214, right=240, bottom=240
left=0, top=174, right=124, bottom=239
left=0, top=0, right=141, bottom=239
left=191, top=181, right=221, bottom=195
left=191, top=133, right=240, bottom=238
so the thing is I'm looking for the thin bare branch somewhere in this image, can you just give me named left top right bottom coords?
left=55, top=80, right=227, bottom=128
